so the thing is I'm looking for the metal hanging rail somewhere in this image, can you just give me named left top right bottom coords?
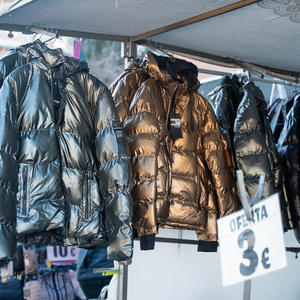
left=228, top=58, right=300, bottom=84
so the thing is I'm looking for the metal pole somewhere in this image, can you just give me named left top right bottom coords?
left=121, top=42, right=137, bottom=69
left=117, top=260, right=130, bottom=300
left=243, top=280, right=251, bottom=300
left=236, top=170, right=265, bottom=300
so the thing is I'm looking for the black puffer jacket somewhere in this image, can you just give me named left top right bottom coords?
left=209, top=78, right=291, bottom=231
left=208, top=75, right=241, bottom=173
left=277, top=93, right=300, bottom=240
left=0, top=43, right=133, bottom=262
left=234, top=81, right=290, bottom=231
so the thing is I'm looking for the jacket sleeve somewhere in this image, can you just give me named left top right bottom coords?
left=211, top=88, right=238, bottom=172
left=109, top=61, right=141, bottom=96
left=121, top=80, right=162, bottom=238
left=93, top=81, right=133, bottom=261
left=110, top=69, right=148, bottom=123
left=196, top=93, right=239, bottom=217
left=0, top=77, right=19, bottom=262
left=278, top=99, right=300, bottom=237
left=196, top=179, right=219, bottom=252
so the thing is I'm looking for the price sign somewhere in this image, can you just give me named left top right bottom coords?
left=47, top=246, right=78, bottom=263
left=217, top=193, right=287, bottom=287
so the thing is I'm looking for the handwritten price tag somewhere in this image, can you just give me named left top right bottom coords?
left=217, top=193, right=287, bottom=286
left=47, top=246, right=78, bottom=263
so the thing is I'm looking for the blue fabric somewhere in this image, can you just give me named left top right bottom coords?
left=77, top=246, right=114, bottom=281
left=0, top=277, right=23, bottom=300
left=79, top=45, right=86, bottom=62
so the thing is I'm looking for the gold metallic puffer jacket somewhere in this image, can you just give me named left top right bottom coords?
left=111, top=52, right=239, bottom=243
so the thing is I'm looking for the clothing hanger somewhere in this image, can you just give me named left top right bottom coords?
left=40, top=33, right=61, bottom=47
left=33, top=32, right=43, bottom=41
left=42, top=37, right=54, bottom=44
left=52, top=33, right=63, bottom=46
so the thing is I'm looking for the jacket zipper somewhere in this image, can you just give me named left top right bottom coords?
left=52, top=71, right=71, bottom=225
left=22, top=166, right=28, bottom=215
left=85, top=171, right=93, bottom=219
left=197, top=167, right=202, bottom=211
left=163, top=140, right=172, bottom=196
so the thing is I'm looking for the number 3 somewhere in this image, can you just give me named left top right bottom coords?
left=238, top=229, right=258, bottom=276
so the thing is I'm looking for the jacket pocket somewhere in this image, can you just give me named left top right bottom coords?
left=197, top=166, right=202, bottom=211
left=84, top=170, right=93, bottom=220
left=22, top=166, right=28, bottom=216
left=82, top=170, right=99, bottom=220
left=163, top=140, right=172, bottom=196
left=17, top=164, right=32, bottom=217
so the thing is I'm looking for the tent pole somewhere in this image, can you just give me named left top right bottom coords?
left=243, top=280, right=251, bottom=300
left=121, top=42, right=137, bottom=68
left=118, top=260, right=130, bottom=300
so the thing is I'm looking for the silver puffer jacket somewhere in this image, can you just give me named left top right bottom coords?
left=0, top=43, right=133, bottom=262
left=0, top=40, right=44, bottom=264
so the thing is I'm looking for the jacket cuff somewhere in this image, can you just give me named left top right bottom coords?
left=140, top=234, right=156, bottom=250
left=197, top=241, right=218, bottom=252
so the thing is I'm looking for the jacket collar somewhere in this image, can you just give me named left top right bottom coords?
left=27, top=43, right=89, bottom=77
left=28, top=43, right=66, bottom=69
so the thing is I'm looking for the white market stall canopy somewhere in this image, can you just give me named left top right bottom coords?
left=0, top=0, right=299, bottom=81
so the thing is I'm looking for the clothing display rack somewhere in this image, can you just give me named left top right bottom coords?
left=116, top=42, right=300, bottom=299
left=0, top=18, right=299, bottom=299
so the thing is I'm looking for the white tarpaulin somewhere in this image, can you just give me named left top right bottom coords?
left=0, top=0, right=299, bottom=78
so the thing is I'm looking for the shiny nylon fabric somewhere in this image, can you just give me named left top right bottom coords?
left=111, top=51, right=239, bottom=240
left=277, top=93, right=300, bottom=240
left=0, top=40, right=46, bottom=262
left=233, top=81, right=290, bottom=231
left=0, top=40, right=42, bottom=88
left=234, top=81, right=276, bottom=196
left=209, top=77, right=291, bottom=232
left=0, top=43, right=132, bottom=261
left=208, top=75, right=241, bottom=174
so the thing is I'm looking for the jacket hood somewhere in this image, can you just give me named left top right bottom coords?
left=10, top=39, right=42, bottom=59
left=27, top=43, right=89, bottom=77
left=241, top=81, right=267, bottom=115
left=241, top=80, right=265, bottom=101
left=142, top=51, right=200, bottom=92
left=208, top=75, right=239, bottom=98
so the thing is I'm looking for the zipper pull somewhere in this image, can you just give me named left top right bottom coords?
left=87, top=170, right=93, bottom=180
left=223, top=140, right=232, bottom=167
left=23, top=166, right=28, bottom=189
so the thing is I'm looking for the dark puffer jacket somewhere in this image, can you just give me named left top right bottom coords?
left=110, top=52, right=239, bottom=250
left=234, top=81, right=290, bottom=231
left=277, top=93, right=300, bottom=240
left=0, top=43, right=133, bottom=262
left=209, top=78, right=291, bottom=232
left=208, top=75, right=241, bottom=173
